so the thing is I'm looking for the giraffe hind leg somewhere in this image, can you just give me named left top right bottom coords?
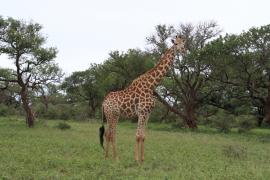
left=104, top=115, right=119, bottom=160
left=111, top=129, right=118, bottom=160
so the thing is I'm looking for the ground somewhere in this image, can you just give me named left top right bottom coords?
left=0, top=116, right=270, bottom=179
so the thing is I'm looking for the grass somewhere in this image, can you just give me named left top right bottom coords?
left=0, top=116, right=270, bottom=179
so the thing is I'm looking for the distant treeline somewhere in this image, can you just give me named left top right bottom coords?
left=0, top=16, right=270, bottom=131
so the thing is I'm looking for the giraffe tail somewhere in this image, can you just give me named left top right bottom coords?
left=99, top=106, right=105, bottom=149
left=99, top=125, right=105, bottom=149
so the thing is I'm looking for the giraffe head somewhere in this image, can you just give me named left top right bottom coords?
left=171, top=36, right=186, bottom=53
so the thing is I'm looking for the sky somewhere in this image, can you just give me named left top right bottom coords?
left=0, top=0, right=269, bottom=75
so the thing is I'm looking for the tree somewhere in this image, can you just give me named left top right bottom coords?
left=147, top=22, right=221, bottom=128
left=203, top=24, right=270, bottom=126
left=0, top=17, right=62, bottom=127
left=62, top=64, right=103, bottom=117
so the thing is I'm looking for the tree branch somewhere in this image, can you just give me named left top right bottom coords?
left=153, top=90, right=187, bottom=119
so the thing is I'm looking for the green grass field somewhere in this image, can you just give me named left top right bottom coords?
left=0, top=117, right=270, bottom=179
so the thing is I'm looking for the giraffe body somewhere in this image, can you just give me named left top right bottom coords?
left=101, top=36, right=186, bottom=162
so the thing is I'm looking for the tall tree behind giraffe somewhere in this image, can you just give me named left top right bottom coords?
left=147, top=22, right=221, bottom=128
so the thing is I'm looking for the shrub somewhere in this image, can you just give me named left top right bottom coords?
left=0, top=104, right=17, bottom=116
left=0, top=104, right=9, bottom=116
left=236, top=115, right=256, bottom=133
left=171, top=119, right=185, bottom=129
left=43, top=104, right=58, bottom=119
left=56, top=121, right=71, bottom=130
left=258, top=135, right=270, bottom=143
left=261, top=121, right=270, bottom=128
left=34, top=103, right=47, bottom=118
left=71, top=103, right=90, bottom=121
left=209, top=110, right=234, bottom=133
left=223, top=144, right=247, bottom=159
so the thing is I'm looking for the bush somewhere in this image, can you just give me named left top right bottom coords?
left=34, top=103, right=47, bottom=118
left=36, top=104, right=74, bottom=120
left=236, top=115, right=256, bottom=133
left=171, top=119, right=185, bottom=129
left=71, top=103, right=90, bottom=121
left=35, top=102, right=92, bottom=121
left=0, top=104, right=9, bottom=116
left=223, top=144, right=247, bottom=159
left=261, top=121, right=270, bottom=128
left=44, top=105, right=59, bottom=119
left=258, top=135, right=270, bottom=143
left=0, top=104, right=17, bottom=117
left=56, top=121, right=71, bottom=130
left=209, top=110, right=234, bottom=133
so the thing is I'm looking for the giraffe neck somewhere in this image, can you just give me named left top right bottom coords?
left=127, top=46, right=176, bottom=92
left=146, top=47, right=176, bottom=89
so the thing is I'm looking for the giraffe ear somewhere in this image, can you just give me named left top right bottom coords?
left=171, top=39, right=175, bottom=44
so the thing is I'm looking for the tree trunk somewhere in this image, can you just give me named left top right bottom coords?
left=184, top=103, right=197, bottom=129
left=42, top=95, right=49, bottom=112
left=89, top=100, right=97, bottom=118
left=264, top=87, right=270, bottom=125
left=185, top=117, right=198, bottom=129
left=153, top=90, right=198, bottom=128
left=256, top=106, right=264, bottom=127
left=21, top=87, right=34, bottom=127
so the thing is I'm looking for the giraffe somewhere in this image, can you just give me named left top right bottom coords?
left=99, top=36, right=186, bottom=162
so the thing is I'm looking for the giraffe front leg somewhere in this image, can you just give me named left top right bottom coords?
left=141, top=135, right=145, bottom=162
left=135, top=128, right=145, bottom=163
left=135, top=112, right=149, bottom=163
left=135, top=133, right=140, bottom=162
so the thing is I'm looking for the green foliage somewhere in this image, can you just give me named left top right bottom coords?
left=61, top=64, right=103, bottom=118
left=2, top=17, right=270, bottom=130
left=56, top=121, right=71, bottom=130
left=0, top=104, right=17, bottom=116
left=147, top=21, right=221, bottom=128
left=0, top=16, right=62, bottom=127
left=236, top=115, right=257, bottom=133
left=102, top=49, right=155, bottom=90
left=208, top=110, right=234, bottom=133
left=0, top=104, right=9, bottom=116
left=203, top=24, right=270, bottom=125
left=34, top=103, right=91, bottom=121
